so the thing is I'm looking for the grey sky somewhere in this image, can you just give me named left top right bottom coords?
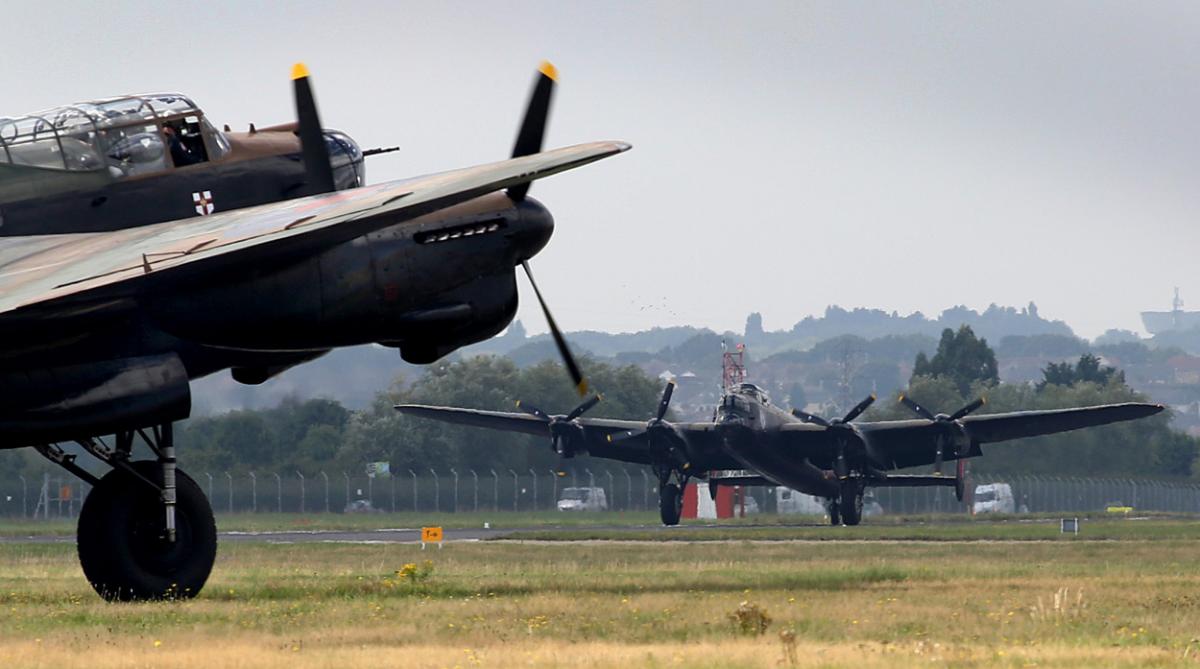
left=5, top=1, right=1198, bottom=339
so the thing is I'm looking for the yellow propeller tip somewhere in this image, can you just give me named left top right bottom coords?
left=870, top=393, right=877, bottom=400
left=576, top=381, right=589, bottom=396
left=606, top=435, right=613, bottom=443
left=980, top=397, right=987, bottom=405
left=538, top=60, right=559, bottom=81
left=898, top=394, right=905, bottom=401
left=291, top=62, right=310, bottom=80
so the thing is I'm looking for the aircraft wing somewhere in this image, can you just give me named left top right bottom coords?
left=0, top=141, right=628, bottom=320
left=395, top=404, right=739, bottom=468
left=396, top=403, right=660, bottom=465
left=842, top=402, right=1164, bottom=470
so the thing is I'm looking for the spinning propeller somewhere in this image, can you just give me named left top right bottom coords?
left=516, top=394, right=602, bottom=475
left=791, top=395, right=875, bottom=479
left=509, top=62, right=589, bottom=396
left=897, top=395, right=984, bottom=501
left=792, top=394, right=876, bottom=427
left=607, top=381, right=691, bottom=471
left=290, top=62, right=588, bottom=395
left=291, top=63, right=336, bottom=197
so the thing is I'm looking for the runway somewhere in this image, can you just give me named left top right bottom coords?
left=0, top=523, right=837, bottom=544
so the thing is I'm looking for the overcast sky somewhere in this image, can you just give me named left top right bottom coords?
left=4, top=1, right=1198, bottom=339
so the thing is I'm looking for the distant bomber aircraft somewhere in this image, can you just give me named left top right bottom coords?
left=398, top=383, right=1163, bottom=526
left=0, top=62, right=628, bottom=600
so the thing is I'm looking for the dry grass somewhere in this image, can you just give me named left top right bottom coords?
left=1, top=537, right=1200, bottom=667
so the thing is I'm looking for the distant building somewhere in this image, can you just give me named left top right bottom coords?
left=1141, top=288, right=1200, bottom=335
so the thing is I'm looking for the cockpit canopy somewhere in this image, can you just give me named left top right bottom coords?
left=0, top=93, right=229, bottom=174
left=734, top=383, right=770, bottom=403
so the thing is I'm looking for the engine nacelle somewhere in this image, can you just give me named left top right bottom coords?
left=0, top=353, right=190, bottom=447
left=147, top=193, right=545, bottom=358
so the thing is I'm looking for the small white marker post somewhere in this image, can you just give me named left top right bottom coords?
left=1061, top=518, right=1079, bottom=535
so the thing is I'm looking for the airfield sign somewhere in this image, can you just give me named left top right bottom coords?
left=421, top=526, right=443, bottom=549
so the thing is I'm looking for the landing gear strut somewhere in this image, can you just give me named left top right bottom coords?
left=39, top=423, right=217, bottom=601
left=838, top=479, right=864, bottom=526
left=656, top=467, right=688, bottom=526
left=825, top=497, right=841, bottom=526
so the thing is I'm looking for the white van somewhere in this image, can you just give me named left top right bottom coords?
left=557, top=486, right=608, bottom=512
left=973, top=483, right=1015, bottom=514
left=776, top=487, right=827, bottom=515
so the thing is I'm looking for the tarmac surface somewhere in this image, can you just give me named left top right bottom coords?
left=0, top=523, right=834, bottom=544
left=0, top=527, right=519, bottom=544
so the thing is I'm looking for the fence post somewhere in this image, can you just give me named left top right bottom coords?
left=320, top=471, right=329, bottom=513
left=550, top=469, right=559, bottom=509
left=509, top=469, right=519, bottom=512
left=343, top=471, right=351, bottom=510
left=408, top=469, right=417, bottom=512
left=529, top=469, right=538, bottom=511
left=450, top=469, right=459, bottom=513
left=430, top=468, right=440, bottom=512
left=471, top=470, right=479, bottom=512
left=641, top=469, right=650, bottom=510
left=249, top=472, right=257, bottom=513
left=586, top=468, right=594, bottom=490
left=225, top=472, right=233, bottom=514
left=297, top=471, right=305, bottom=514
left=19, top=474, right=26, bottom=518
left=622, top=468, right=632, bottom=511
left=390, top=474, right=396, bottom=513
left=605, top=470, right=614, bottom=509
left=368, top=473, right=374, bottom=507
left=490, top=469, right=499, bottom=512
left=273, top=473, right=282, bottom=513
left=204, top=472, right=213, bottom=505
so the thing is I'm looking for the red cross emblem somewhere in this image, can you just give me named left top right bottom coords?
left=192, top=190, right=214, bottom=216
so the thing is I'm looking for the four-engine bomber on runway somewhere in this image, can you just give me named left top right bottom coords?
left=398, top=382, right=1163, bottom=526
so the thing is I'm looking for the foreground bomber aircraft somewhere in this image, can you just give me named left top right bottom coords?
left=398, top=382, right=1163, bottom=526
left=0, top=62, right=628, bottom=600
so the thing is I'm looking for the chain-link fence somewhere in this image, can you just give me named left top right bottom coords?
left=1, top=469, right=1197, bottom=519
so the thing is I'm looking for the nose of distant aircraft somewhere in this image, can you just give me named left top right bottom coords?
left=510, top=196, right=555, bottom=262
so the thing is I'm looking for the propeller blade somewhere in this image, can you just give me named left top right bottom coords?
left=521, top=261, right=588, bottom=396
left=948, top=397, right=987, bottom=422
left=656, top=381, right=676, bottom=421
left=508, top=61, right=558, bottom=202
left=291, top=63, right=336, bottom=196
left=899, top=394, right=936, bottom=421
left=515, top=400, right=550, bottom=421
left=566, top=394, right=602, bottom=421
left=791, top=408, right=831, bottom=428
left=841, top=394, right=876, bottom=424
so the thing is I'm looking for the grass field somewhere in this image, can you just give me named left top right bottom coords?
left=2, top=518, right=1200, bottom=668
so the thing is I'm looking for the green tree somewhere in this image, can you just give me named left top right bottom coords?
left=1037, top=353, right=1124, bottom=390
left=911, top=326, right=998, bottom=395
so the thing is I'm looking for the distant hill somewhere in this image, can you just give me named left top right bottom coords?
left=189, top=301, right=1101, bottom=417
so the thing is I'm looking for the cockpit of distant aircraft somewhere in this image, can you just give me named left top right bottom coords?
left=0, top=92, right=367, bottom=235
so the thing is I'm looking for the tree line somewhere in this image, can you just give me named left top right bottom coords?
left=1, top=330, right=1196, bottom=481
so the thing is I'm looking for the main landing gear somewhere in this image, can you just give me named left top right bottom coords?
left=825, top=479, right=865, bottom=526
left=656, top=466, right=689, bottom=526
left=37, top=423, right=216, bottom=601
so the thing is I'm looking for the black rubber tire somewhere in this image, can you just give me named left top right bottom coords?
left=77, top=461, right=217, bottom=601
left=827, top=498, right=841, bottom=526
left=659, top=483, right=683, bottom=526
left=839, top=482, right=863, bottom=527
